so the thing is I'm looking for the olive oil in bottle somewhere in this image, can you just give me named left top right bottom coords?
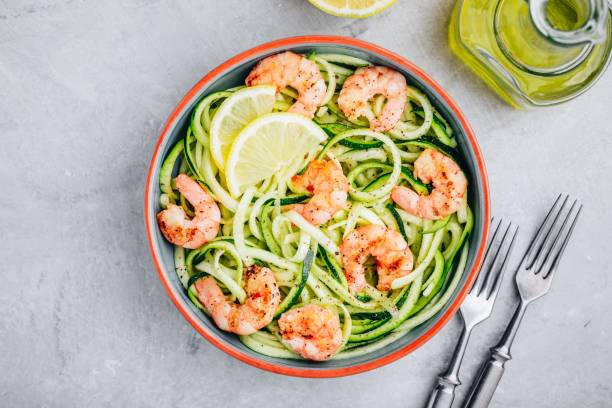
left=449, top=0, right=612, bottom=108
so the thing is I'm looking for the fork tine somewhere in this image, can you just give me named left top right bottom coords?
left=524, top=194, right=567, bottom=269
left=478, top=222, right=512, bottom=296
left=486, top=217, right=500, bottom=248
left=471, top=218, right=502, bottom=294
left=485, top=224, right=519, bottom=300
left=532, top=198, right=577, bottom=274
left=541, top=202, right=582, bottom=280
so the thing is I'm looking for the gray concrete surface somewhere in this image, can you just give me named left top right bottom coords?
left=1, top=1, right=611, bottom=407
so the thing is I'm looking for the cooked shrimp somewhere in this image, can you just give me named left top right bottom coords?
left=193, top=265, right=280, bottom=335
left=278, top=304, right=343, bottom=361
left=338, top=66, right=407, bottom=132
left=340, top=224, right=414, bottom=293
left=157, top=174, right=221, bottom=249
left=245, top=51, right=326, bottom=118
left=391, top=149, right=467, bottom=220
left=290, top=159, right=349, bottom=226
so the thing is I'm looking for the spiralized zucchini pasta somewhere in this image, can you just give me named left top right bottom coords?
left=156, top=51, right=472, bottom=361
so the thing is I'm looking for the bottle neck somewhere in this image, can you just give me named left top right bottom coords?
left=530, top=0, right=609, bottom=45
left=493, top=0, right=610, bottom=75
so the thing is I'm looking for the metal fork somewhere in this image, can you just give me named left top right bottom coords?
left=425, top=220, right=518, bottom=408
left=464, top=195, right=582, bottom=408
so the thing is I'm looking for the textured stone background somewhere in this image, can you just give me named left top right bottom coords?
left=1, top=1, right=611, bottom=407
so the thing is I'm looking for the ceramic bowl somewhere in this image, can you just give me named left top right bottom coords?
left=145, top=35, right=490, bottom=378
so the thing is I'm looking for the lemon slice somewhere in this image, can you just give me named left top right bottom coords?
left=209, top=85, right=276, bottom=169
left=307, top=0, right=397, bottom=18
left=225, top=113, right=327, bottom=197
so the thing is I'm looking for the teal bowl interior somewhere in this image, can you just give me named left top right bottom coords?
left=145, top=37, right=489, bottom=377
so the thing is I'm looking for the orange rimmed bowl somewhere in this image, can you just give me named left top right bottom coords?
left=144, top=35, right=490, bottom=378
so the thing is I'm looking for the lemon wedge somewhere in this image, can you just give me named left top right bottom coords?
left=209, top=85, right=276, bottom=169
left=225, top=113, right=327, bottom=197
left=307, top=0, right=397, bottom=18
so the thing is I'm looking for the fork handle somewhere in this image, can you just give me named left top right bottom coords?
left=425, top=325, right=473, bottom=408
left=426, top=377, right=459, bottom=408
left=463, top=348, right=509, bottom=408
left=464, top=301, right=529, bottom=408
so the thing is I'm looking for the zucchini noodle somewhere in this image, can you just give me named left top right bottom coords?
left=313, top=56, right=336, bottom=105
left=387, top=87, right=434, bottom=140
left=158, top=52, right=474, bottom=361
left=248, top=192, right=277, bottom=241
left=319, top=129, right=402, bottom=202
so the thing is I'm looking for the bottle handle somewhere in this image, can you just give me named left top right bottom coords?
left=529, top=0, right=609, bottom=45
